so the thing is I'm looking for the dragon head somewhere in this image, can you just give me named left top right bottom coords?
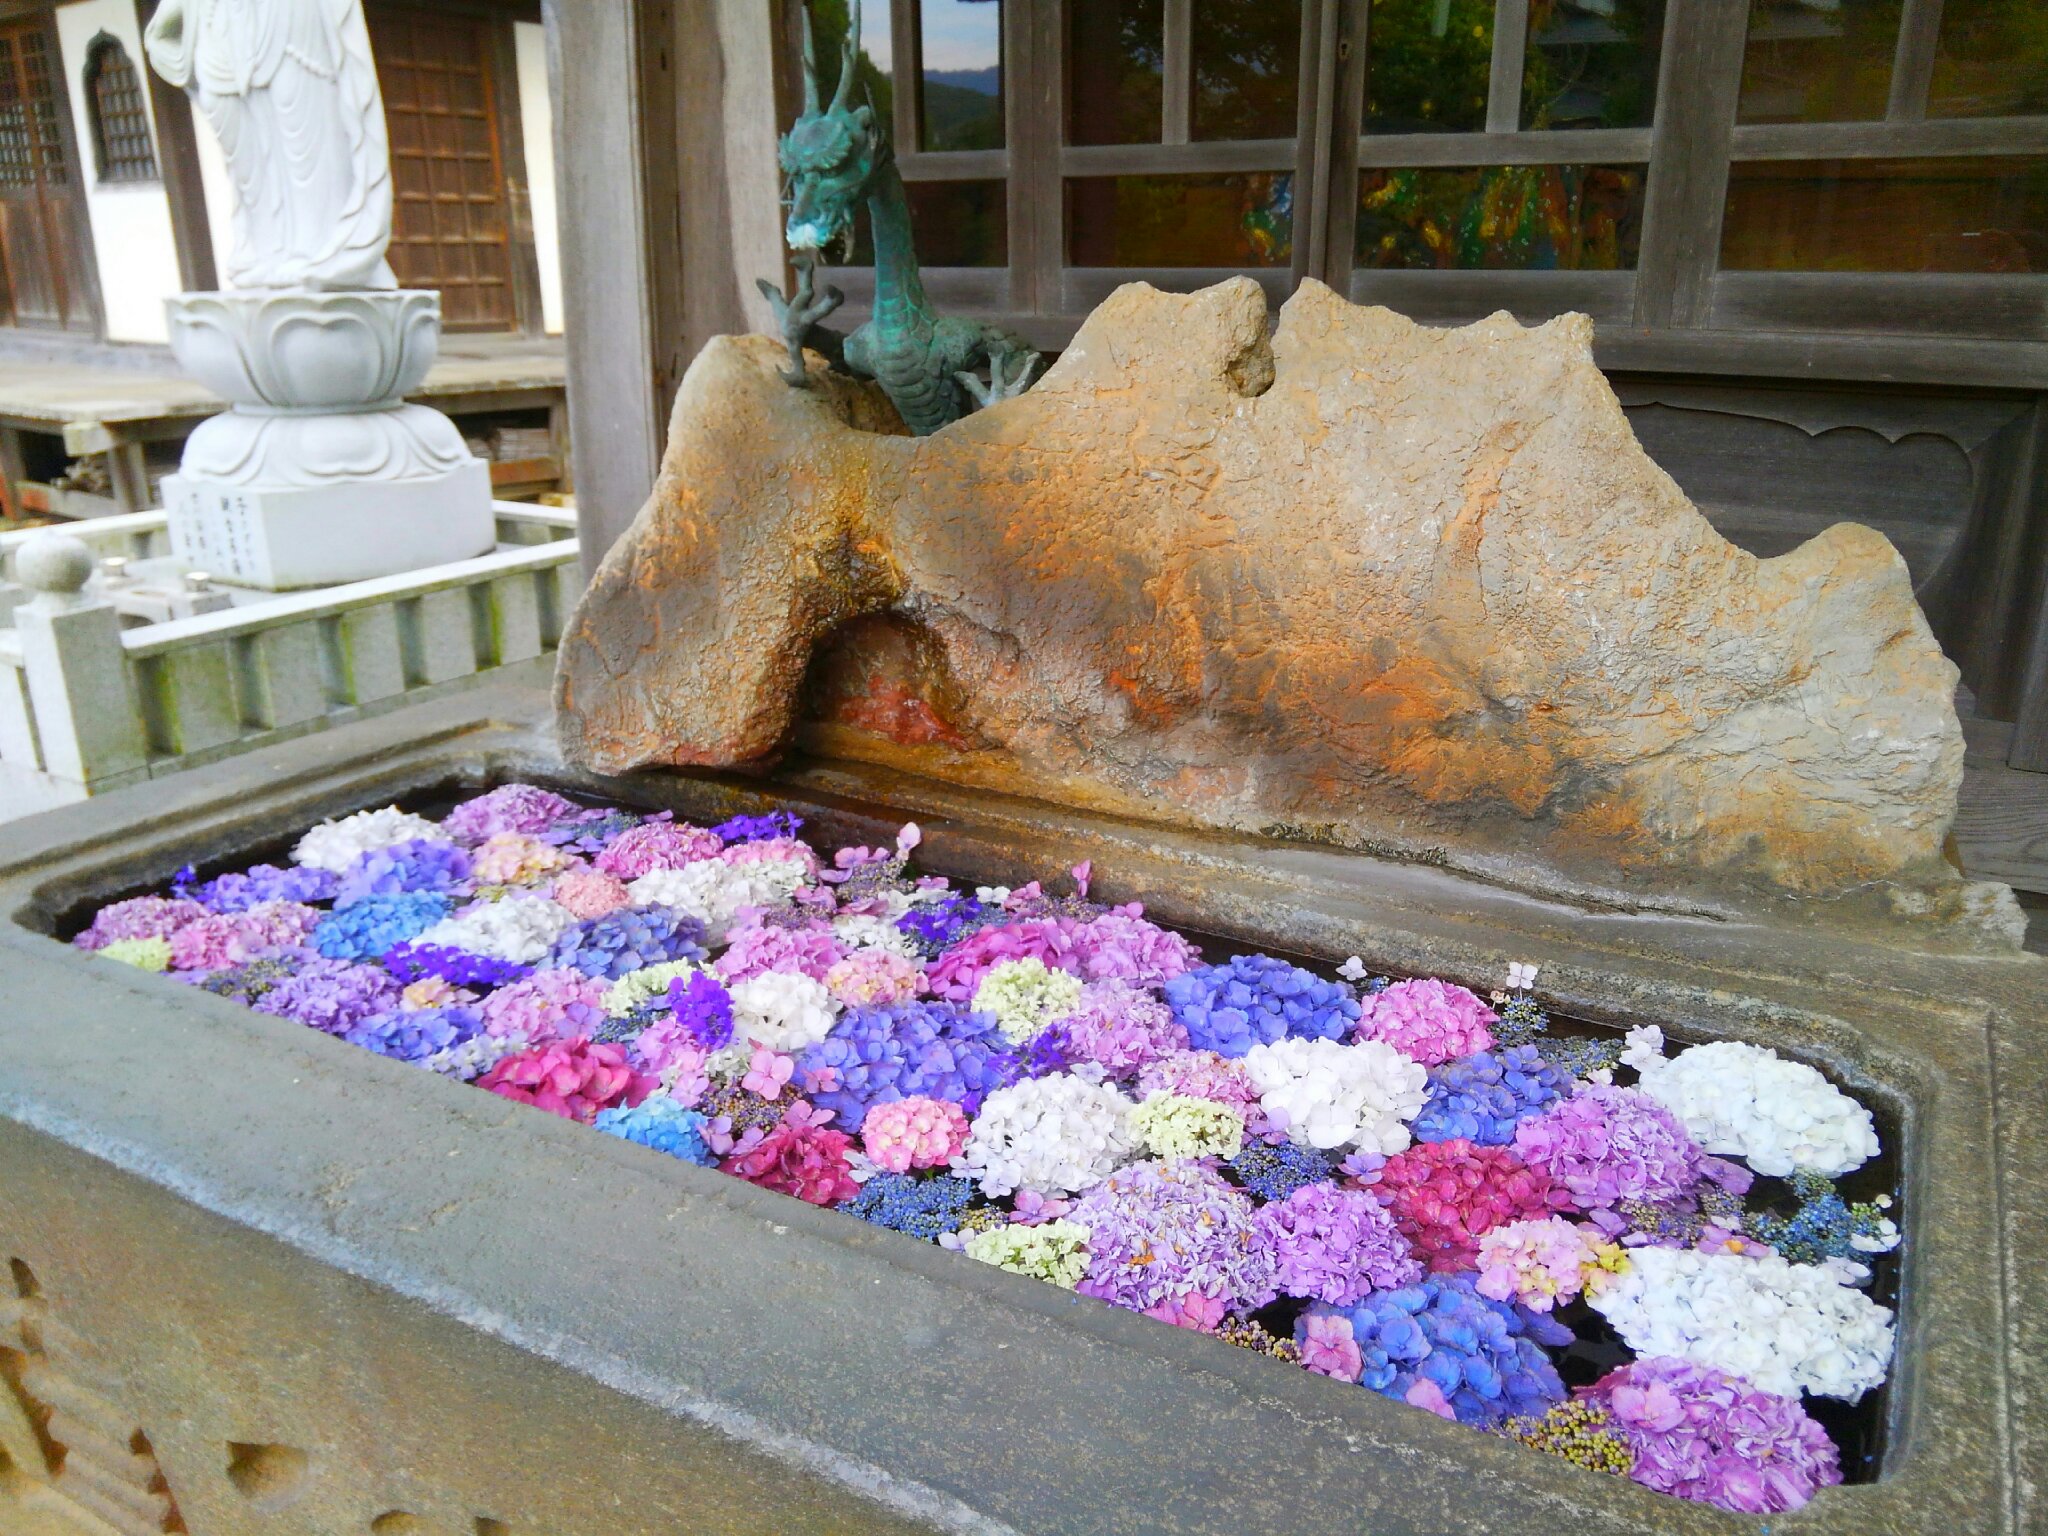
left=780, top=1, right=884, bottom=261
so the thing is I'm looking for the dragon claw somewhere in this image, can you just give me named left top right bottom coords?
left=956, top=348, right=1042, bottom=410
left=758, top=258, right=844, bottom=387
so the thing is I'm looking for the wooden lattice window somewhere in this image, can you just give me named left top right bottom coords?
left=84, top=33, right=155, bottom=183
left=367, top=6, right=516, bottom=331
left=0, top=25, right=67, bottom=191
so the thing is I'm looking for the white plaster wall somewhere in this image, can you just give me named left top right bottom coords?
left=514, top=20, right=563, bottom=335
left=53, top=0, right=185, bottom=342
left=719, top=0, right=787, bottom=336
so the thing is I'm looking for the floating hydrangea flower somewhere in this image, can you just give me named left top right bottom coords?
left=926, top=919, right=1079, bottom=1002
left=955, top=1073, right=1138, bottom=1198
left=98, top=936, right=173, bottom=971
left=1069, top=1159, right=1276, bottom=1312
left=167, top=913, right=263, bottom=972
left=1165, top=954, right=1361, bottom=1056
left=1743, top=1170, right=1899, bottom=1274
left=1226, top=1140, right=1339, bottom=1202
left=627, top=861, right=795, bottom=940
left=1129, top=1092, right=1245, bottom=1161
left=479, top=1037, right=655, bottom=1124
left=896, top=891, right=990, bottom=958
left=1256, top=1183, right=1420, bottom=1304
left=1475, top=1217, right=1628, bottom=1311
left=964, top=1219, right=1091, bottom=1287
left=187, top=952, right=303, bottom=1005
left=714, top=919, right=844, bottom=983
left=718, top=835, right=819, bottom=879
left=1303, top=1274, right=1570, bottom=1428
left=862, top=1095, right=972, bottom=1171
left=1582, top=1358, right=1842, bottom=1513
left=727, top=970, right=840, bottom=1054
left=545, top=904, right=708, bottom=981
left=1069, top=907, right=1201, bottom=986
left=253, top=958, right=401, bottom=1033
left=334, top=839, right=472, bottom=906
left=1622, top=1027, right=1880, bottom=1178
left=1502, top=1400, right=1634, bottom=1478
left=1239, top=1037, right=1427, bottom=1153
left=400, top=975, right=474, bottom=1011
left=1513, top=1084, right=1703, bottom=1210
left=594, top=821, right=723, bottom=879
left=1352, top=978, right=1497, bottom=1065
left=824, top=948, right=924, bottom=1007
left=74, top=895, right=206, bottom=951
left=722, top=1100, right=857, bottom=1205
left=1057, top=981, right=1188, bottom=1076
left=1136, top=1049, right=1264, bottom=1124
left=827, top=912, right=920, bottom=958
left=1589, top=1247, right=1894, bottom=1400
left=343, top=1005, right=483, bottom=1065
left=424, top=1029, right=526, bottom=1082
left=481, top=969, right=608, bottom=1042
left=292, top=807, right=449, bottom=873
left=1412, top=1045, right=1569, bottom=1146
left=442, top=784, right=581, bottom=843
left=972, top=957, right=1086, bottom=1045
left=469, top=832, right=576, bottom=889
left=1144, top=1290, right=1229, bottom=1332
left=594, top=1096, right=715, bottom=1165
left=604, top=959, right=706, bottom=1018
left=712, top=809, right=804, bottom=844
left=416, top=894, right=577, bottom=964
left=1362, top=1139, right=1569, bottom=1272
left=794, top=1000, right=1014, bottom=1127
left=382, top=942, right=532, bottom=991
left=310, top=892, right=452, bottom=961
left=195, top=863, right=336, bottom=912
left=1298, top=1312, right=1365, bottom=1381
left=549, top=868, right=632, bottom=920
left=845, top=1172, right=981, bottom=1238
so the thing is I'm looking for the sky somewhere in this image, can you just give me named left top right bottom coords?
left=860, top=0, right=1001, bottom=77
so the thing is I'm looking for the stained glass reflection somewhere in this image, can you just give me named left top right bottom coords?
left=1355, top=164, right=1645, bottom=268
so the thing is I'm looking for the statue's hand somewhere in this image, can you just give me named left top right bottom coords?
left=955, top=347, right=1042, bottom=410
left=755, top=259, right=844, bottom=388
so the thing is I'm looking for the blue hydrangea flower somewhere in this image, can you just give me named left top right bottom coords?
left=1164, top=954, right=1361, bottom=1057
left=342, top=1005, right=483, bottom=1064
left=1535, top=1034, right=1626, bottom=1082
left=1226, top=1140, right=1339, bottom=1202
left=335, top=839, right=472, bottom=907
left=896, top=892, right=990, bottom=958
left=1411, top=1046, right=1570, bottom=1146
left=540, top=807, right=645, bottom=855
left=310, top=892, right=453, bottom=960
left=844, top=1173, right=980, bottom=1239
left=197, top=862, right=337, bottom=912
left=545, top=904, right=708, bottom=980
left=594, top=1097, right=716, bottom=1165
left=711, top=810, right=805, bottom=843
left=795, top=1000, right=1015, bottom=1127
left=1302, top=1274, right=1570, bottom=1428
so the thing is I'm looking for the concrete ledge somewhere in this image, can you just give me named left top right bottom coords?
left=0, top=665, right=2040, bottom=1535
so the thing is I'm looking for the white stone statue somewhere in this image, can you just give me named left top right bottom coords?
left=144, top=0, right=492, bottom=591
left=144, top=0, right=396, bottom=292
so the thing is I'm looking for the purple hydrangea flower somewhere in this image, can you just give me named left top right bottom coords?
left=442, top=784, right=582, bottom=843
left=794, top=1000, right=1015, bottom=1127
left=74, top=895, right=206, bottom=950
left=380, top=943, right=533, bottom=990
left=342, top=1005, right=484, bottom=1064
left=1068, top=907, right=1202, bottom=986
left=334, top=839, right=472, bottom=907
left=545, top=905, right=708, bottom=980
left=1256, top=1183, right=1422, bottom=1304
left=195, top=863, right=338, bottom=912
left=665, top=970, right=736, bottom=1052
left=1060, top=980, right=1190, bottom=1076
left=1070, top=1159, right=1278, bottom=1313
left=711, top=810, right=805, bottom=843
left=895, top=892, right=991, bottom=958
left=1412, top=1045, right=1571, bottom=1147
left=253, top=958, right=402, bottom=1033
left=1163, top=954, right=1361, bottom=1057
left=1513, top=1085, right=1704, bottom=1210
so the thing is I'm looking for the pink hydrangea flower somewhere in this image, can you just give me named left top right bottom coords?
left=479, top=1038, right=654, bottom=1123
left=742, top=1045, right=796, bottom=1100
left=1405, top=1378, right=1457, bottom=1420
left=824, top=949, right=925, bottom=1006
left=480, top=969, right=608, bottom=1042
left=925, top=919, right=1080, bottom=1002
left=594, top=821, right=723, bottom=879
left=1134, top=1049, right=1264, bottom=1124
left=1475, top=1217, right=1627, bottom=1312
left=722, top=1100, right=858, bottom=1205
left=1070, top=905, right=1202, bottom=986
left=715, top=919, right=845, bottom=983
left=1143, top=1289, right=1227, bottom=1333
left=1361, top=1138, right=1570, bottom=1272
left=1299, top=1313, right=1364, bottom=1382
left=1352, top=978, right=1497, bottom=1065
left=719, top=835, right=820, bottom=878
left=551, top=868, right=632, bottom=920
left=75, top=896, right=207, bottom=950
left=1062, top=980, right=1190, bottom=1075
left=168, top=913, right=255, bottom=971
left=470, top=833, right=576, bottom=887
left=861, top=1096, right=971, bottom=1173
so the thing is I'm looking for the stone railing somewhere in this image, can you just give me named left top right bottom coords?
left=0, top=504, right=579, bottom=802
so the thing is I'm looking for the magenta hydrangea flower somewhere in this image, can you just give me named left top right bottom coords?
left=74, top=895, right=206, bottom=951
left=861, top=1095, right=971, bottom=1172
left=442, top=784, right=581, bottom=843
left=594, top=821, right=723, bottom=879
left=714, top=918, right=845, bottom=983
left=1299, top=1312, right=1364, bottom=1381
left=1256, top=1183, right=1422, bottom=1305
left=550, top=868, right=632, bottom=920
left=1582, top=1357, right=1843, bottom=1514
left=1069, top=906, right=1202, bottom=986
left=1352, top=977, right=1497, bottom=1065
left=722, top=1100, right=858, bottom=1205
left=1361, top=1138, right=1571, bottom=1272
left=480, top=969, right=609, bottom=1043
left=1060, top=981, right=1190, bottom=1076
left=925, top=919, right=1080, bottom=1002
left=1513, top=1085, right=1704, bottom=1211
left=1070, top=1159, right=1278, bottom=1314
left=1142, top=1290, right=1227, bottom=1332
left=479, top=1037, right=655, bottom=1124
left=1134, top=1049, right=1264, bottom=1125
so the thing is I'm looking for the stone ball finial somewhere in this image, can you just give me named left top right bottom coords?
left=15, top=531, right=95, bottom=596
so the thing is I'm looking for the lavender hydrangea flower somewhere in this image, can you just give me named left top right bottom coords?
left=1412, top=1046, right=1570, bottom=1147
left=711, top=810, right=805, bottom=843
left=1256, top=1183, right=1422, bottom=1304
left=73, top=895, right=206, bottom=950
left=253, top=958, right=401, bottom=1033
left=895, top=892, right=990, bottom=958
left=334, top=839, right=472, bottom=907
left=195, top=863, right=338, bottom=912
left=1059, top=980, right=1190, bottom=1076
left=342, top=1005, right=483, bottom=1064
left=666, top=970, right=736, bottom=1052
left=442, top=784, right=581, bottom=843
left=1163, top=954, right=1361, bottom=1057
left=1070, top=1159, right=1277, bottom=1313
left=545, top=905, right=708, bottom=980
left=1514, top=1085, right=1704, bottom=1210
left=794, top=1000, right=1015, bottom=1127
left=309, top=892, right=454, bottom=961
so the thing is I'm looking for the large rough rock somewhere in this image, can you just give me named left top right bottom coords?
left=557, top=277, right=1981, bottom=916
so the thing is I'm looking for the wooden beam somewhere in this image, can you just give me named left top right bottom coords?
left=1162, top=0, right=1192, bottom=145
left=1351, top=127, right=1651, bottom=169
left=1292, top=0, right=1340, bottom=290
left=1730, top=116, right=2048, bottom=160
left=1632, top=3, right=1748, bottom=330
left=486, top=14, right=547, bottom=339
left=1007, top=0, right=1061, bottom=313
left=1485, top=0, right=1529, bottom=135
left=1888, top=0, right=1944, bottom=123
left=134, top=0, right=216, bottom=293
left=890, top=0, right=920, bottom=152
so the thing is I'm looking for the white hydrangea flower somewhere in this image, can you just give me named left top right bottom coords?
left=1239, top=1037, right=1427, bottom=1153
left=415, top=894, right=575, bottom=964
left=1622, top=1025, right=1880, bottom=1178
left=972, top=957, right=1086, bottom=1044
left=728, top=970, right=840, bottom=1053
left=603, top=959, right=705, bottom=1017
left=292, top=806, right=450, bottom=872
left=427, top=1030, right=527, bottom=1082
left=830, top=912, right=920, bottom=957
left=954, top=1073, right=1137, bottom=1198
left=627, top=859, right=807, bottom=943
left=1590, top=1247, right=1894, bottom=1401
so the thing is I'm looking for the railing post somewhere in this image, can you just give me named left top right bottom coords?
left=10, top=533, right=148, bottom=790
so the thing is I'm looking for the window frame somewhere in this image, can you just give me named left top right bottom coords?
left=81, top=30, right=159, bottom=186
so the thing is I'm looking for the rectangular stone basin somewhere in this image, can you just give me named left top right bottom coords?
left=0, top=662, right=2039, bottom=1536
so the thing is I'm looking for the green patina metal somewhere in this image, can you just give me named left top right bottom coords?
left=758, top=1, right=1039, bottom=436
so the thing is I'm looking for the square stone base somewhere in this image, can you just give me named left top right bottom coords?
left=163, top=460, right=495, bottom=590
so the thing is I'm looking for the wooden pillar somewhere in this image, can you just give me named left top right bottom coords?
left=136, top=0, right=218, bottom=293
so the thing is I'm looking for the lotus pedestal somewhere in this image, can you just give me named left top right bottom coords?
left=162, top=290, right=494, bottom=590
